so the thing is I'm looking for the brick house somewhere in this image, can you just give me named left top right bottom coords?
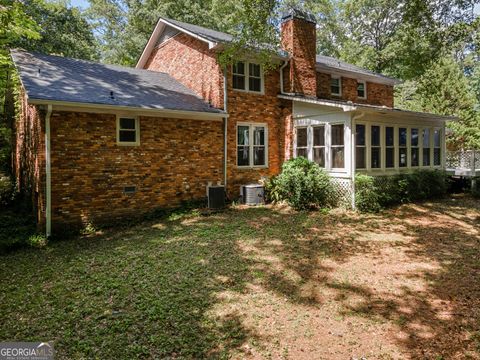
left=11, top=9, right=454, bottom=235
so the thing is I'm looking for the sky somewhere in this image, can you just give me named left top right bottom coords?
left=70, top=0, right=89, bottom=10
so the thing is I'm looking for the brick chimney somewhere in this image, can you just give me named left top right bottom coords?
left=281, top=9, right=317, bottom=97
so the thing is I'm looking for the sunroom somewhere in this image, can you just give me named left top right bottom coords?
left=279, top=96, right=455, bottom=202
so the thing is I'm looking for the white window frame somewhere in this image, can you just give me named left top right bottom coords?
left=355, top=123, right=367, bottom=170
left=236, top=122, right=268, bottom=168
left=421, top=128, right=432, bottom=167
left=330, top=76, right=342, bottom=96
left=357, top=80, right=367, bottom=99
left=295, top=126, right=309, bottom=159
left=410, top=128, right=420, bottom=167
left=312, top=125, right=326, bottom=168
left=398, top=126, right=408, bottom=168
left=433, top=128, right=442, bottom=167
left=232, top=61, right=264, bottom=94
left=385, top=125, right=395, bottom=169
left=293, top=123, right=346, bottom=172
left=116, top=115, right=140, bottom=146
left=329, top=123, right=345, bottom=170
left=370, top=124, right=382, bottom=170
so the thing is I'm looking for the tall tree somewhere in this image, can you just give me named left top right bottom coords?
left=13, top=0, right=98, bottom=60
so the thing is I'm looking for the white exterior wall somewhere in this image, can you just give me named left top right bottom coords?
left=293, top=102, right=352, bottom=179
left=292, top=102, right=447, bottom=181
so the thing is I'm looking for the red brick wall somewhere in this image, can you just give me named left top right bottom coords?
left=145, top=33, right=224, bottom=109
left=13, top=93, right=46, bottom=227
left=281, top=18, right=317, bottom=97
left=225, top=66, right=288, bottom=197
left=49, top=112, right=223, bottom=228
left=316, top=72, right=394, bottom=107
left=143, top=30, right=292, bottom=198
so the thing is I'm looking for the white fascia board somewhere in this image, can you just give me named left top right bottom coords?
left=158, top=19, right=216, bottom=49
left=136, top=18, right=218, bottom=69
left=136, top=20, right=165, bottom=69
left=29, top=99, right=227, bottom=121
left=278, top=94, right=357, bottom=112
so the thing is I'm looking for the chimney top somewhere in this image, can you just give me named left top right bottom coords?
left=281, top=8, right=316, bottom=24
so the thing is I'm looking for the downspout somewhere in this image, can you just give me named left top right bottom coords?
left=350, top=111, right=365, bottom=210
left=279, top=60, right=289, bottom=94
left=223, top=67, right=228, bottom=190
left=45, top=104, right=53, bottom=237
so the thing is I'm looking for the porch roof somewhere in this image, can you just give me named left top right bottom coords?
left=278, top=94, right=458, bottom=122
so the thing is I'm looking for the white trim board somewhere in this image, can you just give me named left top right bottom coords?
left=29, top=99, right=227, bottom=121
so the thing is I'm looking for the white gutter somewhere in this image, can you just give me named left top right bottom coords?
left=45, top=104, right=52, bottom=237
left=223, top=67, right=228, bottom=190
left=279, top=60, right=289, bottom=94
left=28, top=99, right=227, bottom=121
left=350, top=111, right=365, bottom=210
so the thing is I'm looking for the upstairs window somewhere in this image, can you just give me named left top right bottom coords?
left=330, top=77, right=341, bottom=96
left=117, top=116, right=139, bottom=145
left=237, top=123, right=268, bottom=167
left=357, top=81, right=366, bottom=99
left=233, top=61, right=263, bottom=93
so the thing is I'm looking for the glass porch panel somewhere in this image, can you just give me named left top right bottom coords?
left=356, top=147, right=366, bottom=169
left=331, top=147, right=344, bottom=168
left=313, top=147, right=325, bottom=167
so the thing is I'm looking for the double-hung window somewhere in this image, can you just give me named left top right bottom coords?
left=411, top=128, right=419, bottom=167
left=296, top=127, right=308, bottom=158
left=434, top=129, right=441, bottom=166
left=355, top=124, right=366, bottom=169
left=357, top=81, right=366, bottom=99
left=330, top=77, right=341, bottom=96
left=313, top=126, right=325, bottom=167
left=117, top=116, right=139, bottom=145
left=331, top=124, right=344, bottom=168
left=385, top=126, right=394, bottom=168
left=237, top=124, right=268, bottom=167
left=371, top=125, right=381, bottom=169
left=233, top=61, right=263, bottom=93
left=422, top=129, right=431, bottom=166
left=399, top=127, right=407, bottom=167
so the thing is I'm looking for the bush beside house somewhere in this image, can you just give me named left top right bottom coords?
left=355, top=170, right=449, bottom=212
left=265, top=157, right=332, bottom=210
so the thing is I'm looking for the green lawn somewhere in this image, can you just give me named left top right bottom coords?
left=1, top=197, right=479, bottom=359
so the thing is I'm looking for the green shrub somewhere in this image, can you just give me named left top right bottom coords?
left=355, top=174, right=381, bottom=212
left=27, top=234, right=48, bottom=248
left=263, top=176, right=282, bottom=203
left=274, top=157, right=332, bottom=210
left=0, top=173, right=15, bottom=206
left=356, top=170, right=448, bottom=212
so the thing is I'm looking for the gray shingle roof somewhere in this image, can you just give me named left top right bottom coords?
left=11, top=49, right=224, bottom=114
left=316, top=55, right=400, bottom=84
left=157, top=18, right=399, bottom=84
left=160, top=17, right=233, bottom=44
